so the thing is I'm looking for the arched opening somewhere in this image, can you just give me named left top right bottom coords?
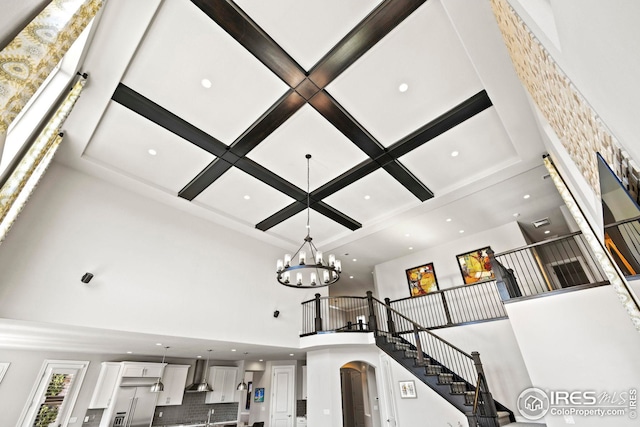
left=340, top=361, right=381, bottom=427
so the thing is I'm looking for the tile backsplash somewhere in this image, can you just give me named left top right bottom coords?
left=152, top=393, right=238, bottom=426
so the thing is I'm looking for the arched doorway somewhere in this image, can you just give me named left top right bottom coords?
left=340, top=361, right=381, bottom=427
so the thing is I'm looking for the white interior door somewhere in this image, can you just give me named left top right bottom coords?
left=271, top=365, right=295, bottom=427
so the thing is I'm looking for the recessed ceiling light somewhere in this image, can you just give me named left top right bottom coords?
left=243, top=195, right=251, bottom=200
left=398, top=83, right=409, bottom=92
left=446, top=218, right=452, bottom=222
left=148, top=149, right=157, bottom=156
left=126, top=351, right=133, bottom=354
left=459, top=230, right=465, bottom=234
left=544, top=230, right=550, bottom=234
left=364, top=195, right=371, bottom=200
left=259, top=359, right=263, bottom=362
left=197, top=355, right=202, bottom=358
left=513, top=213, right=520, bottom=218
left=156, top=343, right=162, bottom=346
left=405, top=233, right=410, bottom=237
left=523, top=194, right=531, bottom=199
left=201, top=78, right=212, bottom=89
left=231, top=349, right=237, bottom=352
left=408, top=247, right=413, bottom=250
left=349, top=276, right=354, bottom=279
left=451, top=151, right=459, bottom=157
left=352, top=258, right=357, bottom=262
left=289, top=353, right=294, bottom=356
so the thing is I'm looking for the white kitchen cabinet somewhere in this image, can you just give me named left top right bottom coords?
left=88, top=362, right=121, bottom=409
left=121, top=362, right=164, bottom=378
left=204, top=366, right=239, bottom=403
left=156, top=364, right=190, bottom=406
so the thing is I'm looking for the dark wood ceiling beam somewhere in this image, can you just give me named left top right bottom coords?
left=191, top=0, right=306, bottom=87
left=307, top=0, right=427, bottom=87
left=112, top=84, right=228, bottom=157
left=311, top=159, right=379, bottom=200
left=234, top=157, right=306, bottom=201
left=312, top=202, right=361, bottom=231
left=382, top=161, right=434, bottom=201
left=308, top=91, right=384, bottom=159
left=179, top=158, right=233, bottom=200
left=388, top=90, right=493, bottom=159
left=256, top=202, right=306, bottom=231
left=228, top=90, right=306, bottom=157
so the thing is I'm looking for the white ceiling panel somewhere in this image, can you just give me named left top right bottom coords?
left=84, top=102, right=215, bottom=193
left=233, top=0, right=382, bottom=71
left=326, top=0, right=484, bottom=146
left=323, top=169, right=421, bottom=225
left=122, top=0, right=288, bottom=144
left=267, top=207, right=351, bottom=247
left=247, top=104, right=370, bottom=189
left=400, top=108, right=518, bottom=194
left=194, top=167, right=295, bottom=226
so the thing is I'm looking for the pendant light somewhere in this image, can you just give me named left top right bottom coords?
left=276, top=154, right=341, bottom=287
left=150, top=346, right=169, bottom=393
left=237, top=353, right=249, bottom=390
left=197, top=349, right=214, bottom=392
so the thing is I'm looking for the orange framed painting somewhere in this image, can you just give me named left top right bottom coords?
left=406, top=263, right=439, bottom=297
left=456, top=246, right=495, bottom=285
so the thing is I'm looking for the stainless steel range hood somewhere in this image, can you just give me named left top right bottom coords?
left=185, top=359, right=213, bottom=393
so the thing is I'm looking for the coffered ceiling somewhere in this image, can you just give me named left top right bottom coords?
left=57, top=0, right=568, bottom=297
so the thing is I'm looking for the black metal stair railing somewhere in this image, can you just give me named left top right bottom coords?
left=604, top=215, right=640, bottom=276
left=368, top=294, right=509, bottom=427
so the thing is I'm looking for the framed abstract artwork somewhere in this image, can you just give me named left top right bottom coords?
left=406, top=263, right=439, bottom=297
left=456, top=246, right=495, bottom=285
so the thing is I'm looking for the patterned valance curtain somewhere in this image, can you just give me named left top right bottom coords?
left=0, top=76, right=86, bottom=244
left=0, top=0, right=101, bottom=244
left=0, top=0, right=102, bottom=159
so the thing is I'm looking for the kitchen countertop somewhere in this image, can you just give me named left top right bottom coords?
left=160, top=421, right=239, bottom=427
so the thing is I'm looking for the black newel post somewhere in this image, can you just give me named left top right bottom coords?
left=472, top=351, right=498, bottom=420
left=314, top=293, right=323, bottom=333
left=384, top=298, right=396, bottom=336
left=487, top=248, right=510, bottom=301
left=366, top=291, right=378, bottom=333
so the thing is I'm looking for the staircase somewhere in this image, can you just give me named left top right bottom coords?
left=369, top=294, right=516, bottom=427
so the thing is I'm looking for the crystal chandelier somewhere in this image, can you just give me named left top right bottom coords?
left=276, top=154, right=341, bottom=288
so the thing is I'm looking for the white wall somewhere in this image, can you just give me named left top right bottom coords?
left=306, top=345, right=468, bottom=427
left=507, top=1, right=640, bottom=166
left=505, top=285, right=640, bottom=427
left=374, top=221, right=528, bottom=300
left=0, top=164, right=324, bottom=347
left=433, top=319, right=532, bottom=419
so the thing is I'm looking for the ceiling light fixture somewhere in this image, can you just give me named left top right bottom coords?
left=201, top=78, right=212, bottom=89
left=408, top=247, right=413, bottom=250
left=524, top=194, right=531, bottom=199
left=459, top=230, right=465, bottom=233
left=513, top=213, right=520, bottom=218
left=276, top=154, right=341, bottom=288
left=243, top=195, right=251, bottom=200
left=451, top=151, right=459, bottom=157
left=398, top=83, right=409, bottom=92
left=364, top=195, right=371, bottom=200
left=148, top=149, right=157, bottom=156
left=544, top=230, right=551, bottom=234
left=446, top=218, right=452, bottom=222
left=150, top=346, right=169, bottom=393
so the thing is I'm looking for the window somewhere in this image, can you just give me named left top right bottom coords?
left=18, top=360, right=89, bottom=427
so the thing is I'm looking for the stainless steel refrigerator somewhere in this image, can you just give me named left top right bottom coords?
left=110, top=378, right=158, bottom=427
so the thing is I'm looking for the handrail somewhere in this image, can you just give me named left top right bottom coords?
left=604, top=214, right=640, bottom=229
left=472, top=373, right=483, bottom=415
left=389, top=279, right=496, bottom=304
left=371, top=296, right=472, bottom=358
left=494, top=231, right=582, bottom=257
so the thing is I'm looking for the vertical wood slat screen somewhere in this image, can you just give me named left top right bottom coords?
left=0, top=76, right=86, bottom=244
left=0, top=0, right=102, bottom=160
